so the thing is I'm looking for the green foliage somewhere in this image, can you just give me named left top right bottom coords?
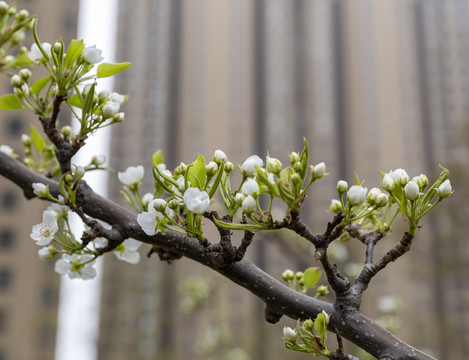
left=97, top=62, right=132, bottom=78
left=0, top=94, right=22, bottom=109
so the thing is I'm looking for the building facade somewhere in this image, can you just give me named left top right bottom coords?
left=101, top=0, right=469, bottom=359
left=0, top=1, right=79, bottom=360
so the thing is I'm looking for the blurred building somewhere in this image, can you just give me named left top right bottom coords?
left=0, top=1, right=79, bottom=360
left=101, top=0, right=469, bottom=359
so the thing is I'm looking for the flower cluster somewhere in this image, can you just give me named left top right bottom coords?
left=126, top=141, right=329, bottom=241
left=330, top=166, right=453, bottom=234
left=283, top=312, right=331, bottom=356
left=29, top=183, right=143, bottom=280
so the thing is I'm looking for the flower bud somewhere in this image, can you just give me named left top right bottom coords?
left=383, top=174, right=394, bottom=192
left=291, top=173, right=301, bottom=186
left=224, top=161, right=234, bottom=173
left=312, top=162, right=326, bottom=179
left=32, top=182, right=48, bottom=197
left=293, top=161, right=302, bottom=173
left=11, top=30, right=25, bottom=45
left=282, top=269, right=295, bottom=281
left=438, top=179, right=452, bottom=199
left=317, top=285, right=329, bottom=297
left=302, top=319, right=314, bottom=332
left=241, top=178, right=259, bottom=198
left=206, top=161, right=218, bottom=177
left=347, top=185, right=368, bottom=206
left=0, top=1, right=8, bottom=14
left=295, top=271, right=304, bottom=281
left=289, top=151, right=300, bottom=165
left=152, top=198, right=167, bottom=213
left=98, top=90, right=109, bottom=101
left=367, top=187, right=382, bottom=205
left=337, top=180, right=348, bottom=194
left=390, top=168, right=409, bottom=187
left=19, top=68, right=31, bottom=80
left=64, top=173, right=74, bottom=184
left=61, top=125, right=72, bottom=137
left=234, top=192, right=244, bottom=205
left=241, top=195, right=257, bottom=214
left=174, top=162, right=187, bottom=176
left=10, top=74, right=22, bottom=87
left=241, top=155, right=263, bottom=177
left=91, top=155, right=105, bottom=166
left=141, top=193, right=154, bottom=207
left=53, top=42, right=62, bottom=55
left=168, top=199, right=179, bottom=210
left=376, top=193, right=389, bottom=208
left=38, top=245, right=59, bottom=260
left=113, top=112, right=125, bottom=123
left=283, top=326, right=297, bottom=342
left=213, top=149, right=226, bottom=163
left=7, top=6, right=16, bottom=16
left=266, top=156, right=282, bottom=174
left=404, top=181, right=419, bottom=201
left=15, top=9, right=29, bottom=21
left=329, top=199, right=342, bottom=213
left=21, top=134, right=31, bottom=146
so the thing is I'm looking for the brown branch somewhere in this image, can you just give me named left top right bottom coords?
left=0, top=152, right=436, bottom=360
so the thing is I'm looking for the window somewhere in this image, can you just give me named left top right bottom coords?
left=0, top=269, right=11, bottom=291
left=5, top=116, right=25, bottom=136
left=0, top=191, right=17, bottom=210
left=0, top=230, right=14, bottom=249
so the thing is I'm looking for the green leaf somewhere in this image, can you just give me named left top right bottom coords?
left=11, top=52, right=34, bottom=67
left=29, top=125, right=44, bottom=153
left=67, top=93, right=82, bottom=108
left=303, top=267, right=321, bottom=291
left=97, top=62, right=132, bottom=78
left=314, top=313, right=328, bottom=338
left=0, top=94, right=23, bottom=110
left=152, top=150, right=164, bottom=165
left=64, top=39, right=85, bottom=68
left=32, top=76, right=51, bottom=96
left=187, top=154, right=206, bottom=189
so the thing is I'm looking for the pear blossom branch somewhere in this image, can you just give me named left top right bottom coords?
left=0, top=152, right=437, bottom=360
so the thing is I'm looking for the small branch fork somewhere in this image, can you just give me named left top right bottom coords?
left=204, top=211, right=255, bottom=270
left=39, top=94, right=86, bottom=174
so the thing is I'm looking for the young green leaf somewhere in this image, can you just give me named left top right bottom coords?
left=31, top=76, right=51, bottom=96
left=67, top=94, right=82, bottom=108
left=64, top=39, right=85, bottom=68
left=11, top=52, right=34, bottom=67
left=0, top=94, right=23, bottom=110
left=187, top=154, right=206, bottom=189
left=303, top=267, right=321, bottom=291
left=29, top=125, right=44, bottom=153
left=152, top=150, right=164, bottom=166
left=97, top=62, right=132, bottom=78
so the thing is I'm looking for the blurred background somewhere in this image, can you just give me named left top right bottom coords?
left=1, top=0, right=469, bottom=359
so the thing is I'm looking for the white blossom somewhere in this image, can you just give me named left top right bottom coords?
left=82, top=45, right=104, bottom=64
left=30, top=210, right=58, bottom=246
left=32, top=182, right=48, bottom=197
left=183, top=187, right=210, bottom=214
left=266, top=156, right=282, bottom=174
left=241, top=178, right=259, bottom=197
left=241, top=155, right=263, bottom=177
left=404, top=181, right=419, bottom=201
left=367, top=187, right=382, bottom=204
left=347, top=185, right=368, bottom=206
left=376, top=193, right=389, bottom=207
left=28, top=42, right=52, bottom=62
left=54, top=254, right=97, bottom=280
left=141, top=193, right=154, bottom=206
left=108, top=92, right=126, bottom=104
left=102, top=101, right=120, bottom=118
left=136, top=212, right=158, bottom=236
left=206, top=161, right=218, bottom=176
left=151, top=198, right=167, bottom=213
left=242, top=195, right=257, bottom=214
left=438, top=179, right=452, bottom=199
left=118, top=165, right=144, bottom=185
left=0, top=145, right=14, bottom=157
left=113, top=238, right=142, bottom=264
left=283, top=326, right=297, bottom=342
left=37, top=245, right=57, bottom=260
